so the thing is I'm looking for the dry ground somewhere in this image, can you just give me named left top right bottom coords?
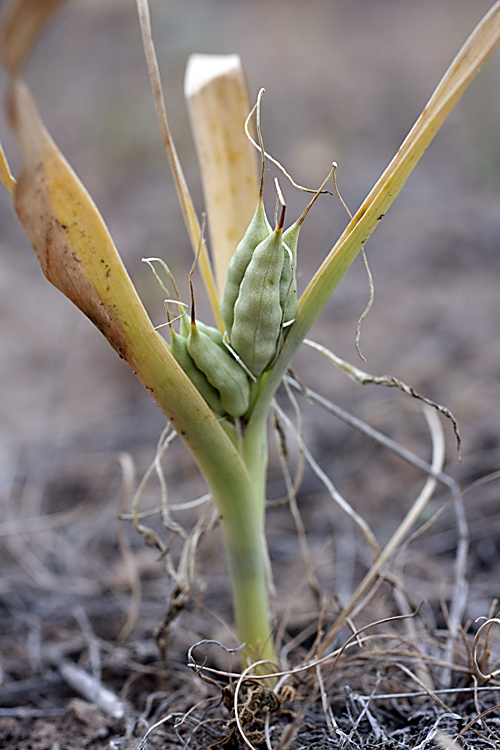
left=1, top=1, right=500, bottom=748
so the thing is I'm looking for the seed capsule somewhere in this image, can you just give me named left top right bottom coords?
left=230, top=201, right=287, bottom=378
left=219, top=199, right=271, bottom=339
left=219, top=88, right=271, bottom=339
left=196, top=320, right=224, bottom=345
left=170, top=329, right=224, bottom=416
left=280, top=224, right=300, bottom=325
left=279, top=166, right=335, bottom=328
left=181, top=314, right=222, bottom=344
left=187, top=322, right=250, bottom=418
left=179, top=309, right=223, bottom=344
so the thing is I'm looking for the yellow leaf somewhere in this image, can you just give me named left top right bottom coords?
left=6, top=78, right=260, bottom=560
left=7, top=78, right=240, bottom=463
left=8, top=79, right=152, bottom=356
left=0, top=140, right=15, bottom=194
left=253, top=1, right=500, bottom=431
left=1, top=0, right=67, bottom=74
left=301, top=1, right=500, bottom=309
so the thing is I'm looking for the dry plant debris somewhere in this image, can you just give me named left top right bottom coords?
left=2, top=384, right=500, bottom=748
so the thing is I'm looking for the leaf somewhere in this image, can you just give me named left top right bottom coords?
left=1, top=0, right=66, bottom=74
left=8, top=79, right=152, bottom=356
left=249, top=1, right=500, bottom=428
left=185, top=53, right=259, bottom=297
left=0, top=140, right=15, bottom=194
left=301, top=0, right=500, bottom=317
left=136, top=0, right=222, bottom=328
left=7, top=78, right=250, bottom=480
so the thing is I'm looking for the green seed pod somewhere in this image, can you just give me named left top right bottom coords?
left=170, top=329, right=224, bottom=416
left=219, top=199, right=270, bottom=338
left=230, top=211, right=286, bottom=378
left=179, top=308, right=190, bottom=338
left=179, top=312, right=222, bottom=345
left=187, top=322, right=250, bottom=418
left=220, top=89, right=271, bottom=340
left=280, top=223, right=300, bottom=324
left=278, top=165, right=335, bottom=328
left=196, top=320, right=224, bottom=345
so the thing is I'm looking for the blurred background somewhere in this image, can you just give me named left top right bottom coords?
left=1, top=0, right=500, bottom=685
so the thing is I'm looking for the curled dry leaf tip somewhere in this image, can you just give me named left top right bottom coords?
left=1, top=0, right=67, bottom=75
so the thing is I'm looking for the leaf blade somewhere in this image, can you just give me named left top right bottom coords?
left=7, top=78, right=255, bottom=511
left=136, top=0, right=222, bottom=328
left=249, top=1, right=500, bottom=428
left=185, top=53, right=259, bottom=297
left=0, top=140, right=15, bottom=193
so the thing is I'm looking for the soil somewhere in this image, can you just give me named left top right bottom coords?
left=1, top=1, right=500, bottom=748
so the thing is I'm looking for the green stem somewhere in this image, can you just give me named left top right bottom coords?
left=213, top=472, right=276, bottom=669
left=242, top=413, right=268, bottom=521
left=128, top=332, right=276, bottom=668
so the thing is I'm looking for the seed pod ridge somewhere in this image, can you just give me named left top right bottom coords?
left=230, top=221, right=286, bottom=378
left=170, top=329, right=224, bottom=415
left=187, top=323, right=250, bottom=418
left=219, top=200, right=270, bottom=338
left=280, top=222, right=300, bottom=324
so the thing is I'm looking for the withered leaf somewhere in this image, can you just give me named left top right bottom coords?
left=1, top=0, right=67, bottom=74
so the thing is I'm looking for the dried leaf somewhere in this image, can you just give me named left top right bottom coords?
left=1, top=0, right=66, bottom=74
left=136, top=0, right=222, bottom=328
left=7, top=76, right=235, bottom=461
left=185, top=54, right=259, bottom=296
left=305, top=338, right=462, bottom=455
